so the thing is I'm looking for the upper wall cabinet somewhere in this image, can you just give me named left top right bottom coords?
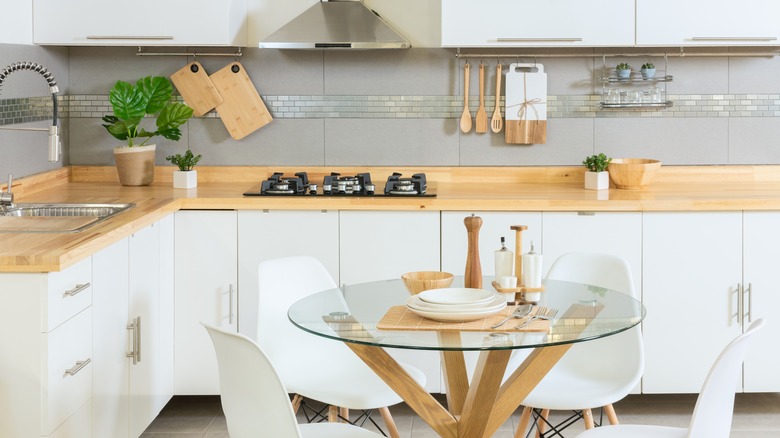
left=441, top=0, right=634, bottom=47
left=636, top=0, right=780, bottom=46
left=33, top=0, right=247, bottom=46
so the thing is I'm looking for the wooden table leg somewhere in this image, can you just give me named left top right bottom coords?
left=459, top=349, right=512, bottom=438
left=439, top=332, right=469, bottom=416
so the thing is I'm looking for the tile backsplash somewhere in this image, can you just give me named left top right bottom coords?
left=2, top=43, right=780, bottom=178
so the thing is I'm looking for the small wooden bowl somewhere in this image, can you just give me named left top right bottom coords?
left=608, top=158, right=662, bottom=190
left=401, top=271, right=454, bottom=295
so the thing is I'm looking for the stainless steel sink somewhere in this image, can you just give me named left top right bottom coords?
left=0, top=203, right=135, bottom=233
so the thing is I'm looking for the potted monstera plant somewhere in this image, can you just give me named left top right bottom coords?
left=583, top=153, right=612, bottom=190
left=102, top=76, right=193, bottom=186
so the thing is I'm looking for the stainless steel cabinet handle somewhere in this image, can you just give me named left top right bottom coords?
left=691, top=37, right=777, bottom=42
left=744, top=282, right=753, bottom=323
left=65, top=358, right=91, bottom=376
left=126, top=316, right=141, bottom=365
left=229, top=284, right=234, bottom=325
left=87, top=35, right=174, bottom=40
left=63, top=283, right=90, bottom=297
left=734, top=284, right=743, bottom=325
left=497, top=37, right=582, bottom=42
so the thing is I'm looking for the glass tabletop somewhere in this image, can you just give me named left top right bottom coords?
left=288, top=277, right=645, bottom=351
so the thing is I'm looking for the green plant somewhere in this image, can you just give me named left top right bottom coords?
left=616, top=63, right=631, bottom=71
left=641, top=62, right=655, bottom=70
left=102, top=76, right=193, bottom=147
left=582, top=153, right=612, bottom=173
left=165, top=149, right=202, bottom=171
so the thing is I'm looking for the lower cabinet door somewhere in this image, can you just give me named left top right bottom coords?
left=49, top=400, right=92, bottom=438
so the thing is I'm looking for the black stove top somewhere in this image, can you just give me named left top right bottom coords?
left=243, top=172, right=436, bottom=197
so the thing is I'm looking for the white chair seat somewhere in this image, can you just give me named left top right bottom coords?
left=300, top=422, right=386, bottom=438
left=577, top=425, right=687, bottom=438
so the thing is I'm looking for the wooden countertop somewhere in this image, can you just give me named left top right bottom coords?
left=4, top=165, right=780, bottom=272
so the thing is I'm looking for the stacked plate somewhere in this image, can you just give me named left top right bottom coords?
left=405, top=287, right=507, bottom=322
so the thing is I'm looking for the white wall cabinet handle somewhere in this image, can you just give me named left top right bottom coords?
left=691, top=37, right=777, bottom=42
left=126, top=316, right=141, bottom=365
left=63, top=283, right=90, bottom=297
left=65, top=358, right=91, bottom=376
left=87, top=35, right=173, bottom=40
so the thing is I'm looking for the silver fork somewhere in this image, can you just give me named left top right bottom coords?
left=491, top=303, right=533, bottom=329
left=515, top=307, right=558, bottom=329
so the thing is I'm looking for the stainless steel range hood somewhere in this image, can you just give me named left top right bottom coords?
left=259, top=1, right=410, bottom=49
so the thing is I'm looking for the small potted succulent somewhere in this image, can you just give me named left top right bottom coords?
left=582, top=153, right=612, bottom=190
left=615, top=63, right=632, bottom=79
left=641, top=62, right=656, bottom=79
left=165, top=149, right=202, bottom=189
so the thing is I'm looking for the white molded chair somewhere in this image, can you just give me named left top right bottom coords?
left=202, top=323, right=381, bottom=438
left=258, top=256, right=426, bottom=438
left=516, top=252, right=645, bottom=436
left=574, top=319, right=765, bottom=438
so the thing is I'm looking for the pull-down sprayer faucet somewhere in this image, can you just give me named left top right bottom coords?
left=0, top=61, right=61, bottom=162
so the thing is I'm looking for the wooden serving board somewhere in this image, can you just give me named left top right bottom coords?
left=376, top=305, right=550, bottom=332
left=0, top=216, right=99, bottom=232
left=505, top=63, right=547, bottom=144
left=170, top=61, right=223, bottom=117
left=209, top=62, right=273, bottom=140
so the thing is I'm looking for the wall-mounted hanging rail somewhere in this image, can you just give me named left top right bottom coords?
left=136, top=47, right=243, bottom=58
left=454, top=47, right=779, bottom=59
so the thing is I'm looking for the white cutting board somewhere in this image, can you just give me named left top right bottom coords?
left=505, top=63, right=547, bottom=144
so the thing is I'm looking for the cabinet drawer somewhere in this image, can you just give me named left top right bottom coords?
left=46, top=257, right=92, bottom=331
left=43, top=308, right=93, bottom=435
left=48, top=399, right=92, bottom=438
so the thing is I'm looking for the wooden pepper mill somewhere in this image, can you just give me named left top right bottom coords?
left=464, top=214, right=483, bottom=289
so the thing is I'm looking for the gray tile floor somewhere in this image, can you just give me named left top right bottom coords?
left=141, top=393, right=780, bottom=437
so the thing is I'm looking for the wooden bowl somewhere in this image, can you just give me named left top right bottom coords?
left=401, top=271, right=454, bottom=295
left=607, top=158, right=662, bottom=190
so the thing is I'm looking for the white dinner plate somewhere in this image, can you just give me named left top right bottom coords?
left=406, top=304, right=506, bottom=323
left=418, top=287, right=495, bottom=305
left=406, top=293, right=506, bottom=313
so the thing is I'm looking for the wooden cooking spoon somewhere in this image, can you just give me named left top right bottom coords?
left=475, top=63, right=488, bottom=133
left=460, top=63, right=472, bottom=133
left=491, top=63, right=503, bottom=133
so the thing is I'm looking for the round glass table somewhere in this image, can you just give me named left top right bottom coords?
left=288, top=277, right=645, bottom=438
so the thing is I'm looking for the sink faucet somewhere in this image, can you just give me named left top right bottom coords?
left=0, top=62, right=61, bottom=162
left=0, top=174, right=13, bottom=215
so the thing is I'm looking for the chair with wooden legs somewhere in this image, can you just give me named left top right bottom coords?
left=202, top=322, right=381, bottom=438
left=574, top=319, right=765, bottom=438
left=514, top=252, right=644, bottom=437
left=257, top=256, right=427, bottom=438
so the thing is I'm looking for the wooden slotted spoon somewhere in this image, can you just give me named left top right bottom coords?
left=491, top=63, right=503, bottom=133
left=460, top=63, right=472, bottom=133
left=475, top=63, right=488, bottom=133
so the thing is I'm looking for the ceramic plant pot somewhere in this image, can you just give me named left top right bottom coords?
left=113, top=144, right=156, bottom=186
left=641, top=68, right=656, bottom=79
left=616, top=68, right=631, bottom=79
left=173, top=170, right=198, bottom=189
left=584, top=171, right=610, bottom=190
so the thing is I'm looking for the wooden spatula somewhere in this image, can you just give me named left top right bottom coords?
left=460, top=63, right=472, bottom=133
left=475, top=63, right=488, bottom=133
left=491, top=63, right=503, bottom=133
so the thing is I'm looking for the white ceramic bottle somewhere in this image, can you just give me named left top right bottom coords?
left=522, top=240, right=543, bottom=301
left=494, top=236, right=514, bottom=278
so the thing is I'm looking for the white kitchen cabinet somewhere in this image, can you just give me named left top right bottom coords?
left=642, top=212, right=743, bottom=393
left=237, top=209, right=339, bottom=341
left=741, top=212, right=780, bottom=392
left=636, top=0, right=780, bottom=46
left=441, top=0, right=634, bottom=47
left=174, top=210, right=238, bottom=395
left=0, top=0, right=33, bottom=44
left=158, top=215, right=175, bottom=403
left=33, top=0, right=247, bottom=46
left=340, top=210, right=441, bottom=392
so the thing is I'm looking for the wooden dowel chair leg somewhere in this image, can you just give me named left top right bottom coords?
left=328, top=405, right=339, bottom=422
left=536, top=409, right=550, bottom=438
left=514, top=406, right=532, bottom=438
left=291, top=394, right=303, bottom=414
left=379, top=406, right=401, bottom=438
left=339, top=407, right=349, bottom=423
left=604, top=404, right=619, bottom=425
left=583, top=408, right=595, bottom=429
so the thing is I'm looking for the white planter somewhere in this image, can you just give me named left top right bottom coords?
left=584, top=171, right=610, bottom=190
left=173, top=170, right=197, bottom=189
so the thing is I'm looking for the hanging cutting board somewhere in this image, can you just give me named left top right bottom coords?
left=505, top=63, right=547, bottom=144
left=170, top=61, right=223, bottom=117
left=209, top=62, right=273, bottom=140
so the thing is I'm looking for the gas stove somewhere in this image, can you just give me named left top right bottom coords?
left=243, top=172, right=435, bottom=197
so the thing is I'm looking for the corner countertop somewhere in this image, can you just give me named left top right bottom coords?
left=4, top=165, right=780, bottom=272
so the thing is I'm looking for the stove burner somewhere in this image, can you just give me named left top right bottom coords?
left=323, top=173, right=374, bottom=195
left=260, top=172, right=317, bottom=195
left=384, top=173, right=427, bottom=196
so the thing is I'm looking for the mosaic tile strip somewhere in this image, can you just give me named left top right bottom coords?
left=2, top=94, right=780, bottom=125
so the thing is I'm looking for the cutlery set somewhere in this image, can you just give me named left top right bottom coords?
left=491, top=305, right=558, bottom=329
left=461, top=61, right=503, bottom=134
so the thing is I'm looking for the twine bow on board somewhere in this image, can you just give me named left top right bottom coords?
left=506, top=72, right=546, bottom=121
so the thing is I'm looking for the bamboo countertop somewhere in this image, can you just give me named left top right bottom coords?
left=4, top=165, right=780, bottom=272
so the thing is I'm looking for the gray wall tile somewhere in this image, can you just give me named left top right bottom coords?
left=459, top=118, right=594, bottom=166
left=68, top=47, right=186, bottom=94
left=595, top=118, right=729, bottom=164
left=728, top=117, right=780, bottom=164
left=666, top=56, right=728, bottom=94
left=324, top=119, right=459, bottom=166
left=729, top=55, right=780, bottom=94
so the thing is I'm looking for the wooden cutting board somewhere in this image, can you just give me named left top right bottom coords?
left=209, top=62, right=273, bottom=140
left=170, top=61, right=223, bottom=117
left=505, top=63, right=547, bottom=144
